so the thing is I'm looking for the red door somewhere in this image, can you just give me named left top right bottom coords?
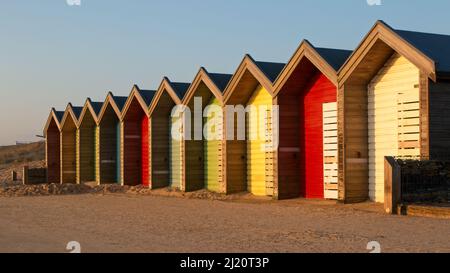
left=300, top=73, right=336, bottom=198
left=141, top=115, right=149, bottom=187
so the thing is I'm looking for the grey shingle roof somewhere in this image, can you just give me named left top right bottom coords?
left=254, top=61, right=286, bottom=83
left=112, top=96, right=128, bottom=112
left=315, top=47, right=353, bottom=71
left=90, top=102, right=103, bottom=116
left=208, top=73, right=233, bottom=93
left=139, top=90, right=157, bottom=107
left=55, top=111, right=65, bottom=122
left=72, top=107, right=83, bottom=119
left=393, top=28, right=450, bottom=74
left=170, top=82, right=191, bottom=100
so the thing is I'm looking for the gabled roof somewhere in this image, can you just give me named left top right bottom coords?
left=223, top=54, right=286, bottom=103
left=170, top=81, right=191, bottom=101
left=273, top=40, right=352, bottom=95
left=121, top=85, right=157, bottom=120
left=43, top=108, right=63, bottom=135
left=148, top=77, right=191, bottom=116
left=97, top=92, right=128, bottom=123
left=182, top=67, right=233, bottom=106
left=339, top=20, right=446, bottom=84
left=253, top=60, right=286, bottom=83
left=60, top=103, right=82, bottom=129
left=77, top=98, right=103, bottom=127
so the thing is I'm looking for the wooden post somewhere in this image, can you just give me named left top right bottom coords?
left=384, top=157, right=401, bottom=214
left=11, top=171, right=17, bottom=181
left=23, top=166, right=29, bottom=185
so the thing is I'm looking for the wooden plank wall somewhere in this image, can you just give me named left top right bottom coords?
left=150, top=93, right=174, bottom=189
left=429, top=80, right=450, bottom=159
left=46, top=120, right=61, bottom=184
left=78, top=114, right=96, bottom=183
left=99, top=107, right=119, bottom=184
left=61, top=119, right=77, bottom=184
left=204, top=97, right=223, bottom=193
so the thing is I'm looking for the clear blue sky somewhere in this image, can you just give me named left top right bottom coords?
left=1, top=0, right=449, bottom=145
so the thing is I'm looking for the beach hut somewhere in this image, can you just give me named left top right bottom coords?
left=76, top=98, right=103, bottom=184
left=60, top=103, right=83, bottom=184
left=120, top=85, right=156, bottom=186
left=43, top=108, right=64, bottom=184
left=273, top=40, right=352, bottom=200
left=223, top=55, right=285, bottom=197
left=148, top=77, right=190, bottom=190
left=181, top=68, right=232, bottom=192
left=338, top=20, right=450, bottom=203
left=96, top=92, right=128, bottom=184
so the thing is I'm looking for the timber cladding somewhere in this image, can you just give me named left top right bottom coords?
left=76, top=99, right=100, bottom=184
left=181, top=68, right=230, bottom=193
left=44, top=109, right=63, bottom=184
left=272, top=40, right=351, bottom=200
left=97, top=93, right=127, bottom=184
left=222, top=55, right=285, bottom=197
left=44, top=20, right=450, bottom=204
left=149, top=78, right=190, bottom=190
left=60, top=104, right=83, bottom=184
left=337, top=21, right=442, bottom=203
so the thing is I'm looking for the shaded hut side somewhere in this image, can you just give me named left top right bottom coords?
left=76, top=99, right=103, bottom=184
left=337, top=20, right=450, bottom=203
left=223, top=55, right=285, bottom=197
left=181, top=68, right=232, bottom=193
left=120, top=85, right=156, bottom=187
left=273, top=40, right=352, bottom=200
left=44, top=108, right=64, bottom=184
left=148, top=78, right=190, bottom=190
left=97, top=93, right=127, bottom=184
left=60, top=104, right=83, bottom=184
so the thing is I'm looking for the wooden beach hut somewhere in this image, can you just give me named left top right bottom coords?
left=181, top=68, right=232, bottom=193
left=223, top=55, right=285, bottom=197
left=43, top=108, right=64, bottom=184
left=120, top=85, right=156, bottom=186
left=60, top=103, right=83, bottom=184
left=148, top=77, right=190, bottom=190
left=96, top=92, right=128, bottom=184
left=338, top=20, right=450, bottom=203
left=76, top=98, right=103, bottom=184
left=273, top=40, right=352, bottom=200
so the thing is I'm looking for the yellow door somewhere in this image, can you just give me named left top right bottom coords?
left=247, top=85, right=273, bottom=196
left=368, top=53, right=420, bottom=202
left=204, top=97, right=223, bottom=192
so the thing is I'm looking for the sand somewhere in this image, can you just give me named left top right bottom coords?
left=0, top=193, right=449, bottom=253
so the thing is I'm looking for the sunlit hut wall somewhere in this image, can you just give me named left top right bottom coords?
left=273, top=40, right=352, bottom=200
left=223, top=55, right=285, bottom=197
left=96, top=93, right=127, bottom=184
left=181, top=68, right=232, bottom=193
left=148, top=78, right=190, bottom=190
left=76, top=99, right=103, bottom=184
left=60, top=103, right=83, bottom=184
left=338, top=20, right=450, bottom=203
left=43, top=108, right=64, bottom=184
left=120, top=85, right=156, bottom=187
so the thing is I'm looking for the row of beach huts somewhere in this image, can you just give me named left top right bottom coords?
left=44, top=21, right=450, bottom=204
